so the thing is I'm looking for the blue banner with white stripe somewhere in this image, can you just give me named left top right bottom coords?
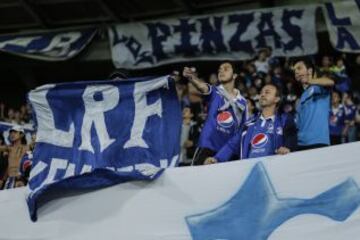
left=27, top=76, right=181, bottom=221
left=0, top=29, right=96, bottom=60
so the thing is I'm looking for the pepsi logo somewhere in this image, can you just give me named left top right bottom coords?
left=251, top=133, right=269, bottom=148
left=217, top=111, right=234, bottom=128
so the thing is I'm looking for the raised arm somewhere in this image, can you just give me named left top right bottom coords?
left=308, top=76, right=335, bottom=87
left=182, top=67, right=210, bottom=94
left=0, top=145, right=9, bottom=152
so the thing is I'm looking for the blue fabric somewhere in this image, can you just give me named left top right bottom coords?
left=215, top=113, right=296, bottom=161
left=248, top=119, right=275, bottom=159
left=198, top=85, right=247, bottom=152
left=344, top=104, right=357, bottom=121
left=27, top=76, right=181, bottom=221
left=296, top=85, right=331, bottom=146
left=0, top=29, right=96, bottom=60
left=329, top=105, right=345, bottom=136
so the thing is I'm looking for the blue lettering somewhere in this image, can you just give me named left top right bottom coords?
left=173, top=19, right=198, bottom=56
left=256, top=12, right=282, bottom=49
left=336, top=27, right=360, bottom=50
left=145, top=22, right=171, bottom=61
left=198, top=17, right=227, bottom=53
left=281, top=9, right=304, bottom=51
left=325, top=3, right=351, bottom=25
left=228, top=13, right=254, bottom=54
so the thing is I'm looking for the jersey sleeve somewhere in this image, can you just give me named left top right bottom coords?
left=215, top=130, right=242, bottom=162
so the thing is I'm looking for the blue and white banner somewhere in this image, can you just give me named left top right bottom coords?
left=0, top=121, right=34, bottom=145
left=324, top=0, right=360, bottom=52
left=27, top=76, right=181, bottom=221
left=0, top=29, right=97, bottom=60
left=109, top=5, right=318, bottom=69
left=0, top=142, right=360, bottom=239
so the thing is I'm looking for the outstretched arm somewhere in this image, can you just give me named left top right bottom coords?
left=182, top=67, right=210, bottom=94
left=308, top=76, right=334, bottom=87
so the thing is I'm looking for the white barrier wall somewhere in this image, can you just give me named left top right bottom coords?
left=0, top=142, right=360, bottom=240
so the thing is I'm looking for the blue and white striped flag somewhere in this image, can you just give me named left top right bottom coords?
left=27, top=76, right=181, bottom=221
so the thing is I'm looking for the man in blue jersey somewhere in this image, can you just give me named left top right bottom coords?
left=182, top=62, right=247, bottom=165
left=291, top=57, right=334, bottom=150
left=204, top=84, right=297, bottom=164
left=329, top=91, right=345, bottom=145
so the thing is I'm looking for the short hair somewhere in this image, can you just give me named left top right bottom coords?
left=290, top=56, right=316, bottom=72
left=220, top=61, right=238, bottom=74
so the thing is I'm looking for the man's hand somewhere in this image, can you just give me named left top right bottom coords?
left=275, top=147, right=290, bottom=155
left=204, top=157, right=218, bottom=165
left=184, top=140, right=194, bottom=148
left=183, top=67, right=197, bottom=81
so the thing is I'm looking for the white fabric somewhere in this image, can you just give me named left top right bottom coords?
left=0, top=142, right=360, bottom=239
left=109, top=5, right=318, bottom=69
left=324, top=0, right=360, bottom=53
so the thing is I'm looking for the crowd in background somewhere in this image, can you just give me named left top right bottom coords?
left=0, top=103, right=32, bottom=125
left=176, top=49, right=360, bottom=165
left=0, top=49, right=359, bottom=187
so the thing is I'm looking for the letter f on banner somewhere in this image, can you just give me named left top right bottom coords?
left=124, top=78, right=167, bottom=149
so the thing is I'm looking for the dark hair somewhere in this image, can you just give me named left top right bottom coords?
left=332, top=89, right=342, bottom=98
left=221, top=61, right=238, bottom=74
left=21, top=133, right=27, bottom=145
left=290, top=56, right=316, bottom=75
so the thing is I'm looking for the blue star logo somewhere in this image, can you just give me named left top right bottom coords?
left=186, top=163, right=360, bottom=240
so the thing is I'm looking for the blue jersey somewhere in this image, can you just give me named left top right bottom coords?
left=329, top=105, right=345, bottom=136
left=198, top=85, right=247, bottom=151
left=296, top=85, right=330, bottom=146
left=215, top=113, right=297, bottom=161
left=248, top=117, right=276, bottom=159
left=344, top=104, right=357, bottom=121
left=19, top=151, right=32, bottom=177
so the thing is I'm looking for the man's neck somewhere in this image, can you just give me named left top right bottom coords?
left=302, top=83, right=309, bottom=89
left=183, top=118, right=192, bottom=125
left=221, top=81, right=236, bottom=97
left=261, top=106, right=276, bottom=118
left=12, top=140, right=21, bottom=146
left=333, top=103, right=340, bottom=109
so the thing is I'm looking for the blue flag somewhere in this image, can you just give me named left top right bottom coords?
left=27, top=76, right=181, bottom=221
left=0, top=29, right=96, bottom=60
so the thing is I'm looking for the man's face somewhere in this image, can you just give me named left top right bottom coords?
left=293, top=61, right=312, bottom=84
left=332, top=92, right=340, bottom=105
left=9, top=131, right=22, bottom=142
left=322, top=56, right=331, bottom=67
left=259, top=85, right=279, bottom=108
left=182, top=107, right=193, bottom=119
left=218, top=63, right=235, bottom=83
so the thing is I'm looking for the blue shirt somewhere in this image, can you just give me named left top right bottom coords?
left=296, top=85, right=330, bottom=146
left=344, top=104, right=357, bottom=121
left=329, top=105, right=345, bottom=136
left=248, top=116, right=276, bottom=159
left=198, top=85, right=247, bottom=151
left=215, top=113, right=297, bottom=161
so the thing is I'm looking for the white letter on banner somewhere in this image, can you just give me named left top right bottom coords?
left=39, top=32, right=81, bottom=57
left=124, top=77, right=168, bottom=149
left=79, top=85, right=119, bottom=153
left=29, top=85, right=75, bottom=148
left=28, top=158, right=69, bottom=195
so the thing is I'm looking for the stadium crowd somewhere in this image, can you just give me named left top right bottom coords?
left=177, top=50, right=360, bottom=165
left=0, top=49, right=359, bottom=189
